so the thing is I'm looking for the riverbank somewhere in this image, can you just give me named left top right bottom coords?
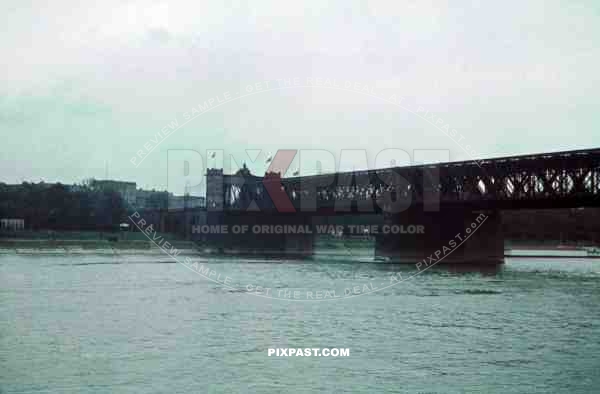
left=0, top=231, right=200, bottom=254
left=0, top=241, right=201, bottom=256
left=3, top=233, right=600, bottom=260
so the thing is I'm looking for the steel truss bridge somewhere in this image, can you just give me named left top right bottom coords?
left=209, top=148, right=600, bottom=212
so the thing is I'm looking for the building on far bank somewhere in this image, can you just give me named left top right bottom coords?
left=87, top=179, right=137, bottom=206
left=78, top=178, right=205, bottom=211
left=168, top=195, right=206, bottom=209
left=1, top=218, right=25, bottom=231
left=135, top=189, right=169, bottom=210
left=134, top=190, right=205, bottom=210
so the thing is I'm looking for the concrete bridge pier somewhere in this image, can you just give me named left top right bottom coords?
left=202, top=211, right=315, bottom=258
left=282, top=214, right=315, bottom=258
left=375, top=208, right=504, bottom=265
left=203, top=211, right=226, bottom=252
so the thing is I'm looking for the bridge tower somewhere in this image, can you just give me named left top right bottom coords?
left=204, top=169, right=225, bottom=250
left=206, top=168, right=224, bottom=211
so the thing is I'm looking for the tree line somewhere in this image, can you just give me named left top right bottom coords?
left=0, top=182, right=127, bottom=232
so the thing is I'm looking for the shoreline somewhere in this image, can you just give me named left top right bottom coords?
left=0, top=237, right=200, bottom=254
left=3, top=236, right=599, bottom=260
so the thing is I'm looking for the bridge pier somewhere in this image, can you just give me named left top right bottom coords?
left=375, top=208, right=504, bottom=265
left=203, top=211, right=314, bottom=258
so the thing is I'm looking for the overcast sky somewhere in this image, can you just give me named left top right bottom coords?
left=1, top=0, right=598, bottom=193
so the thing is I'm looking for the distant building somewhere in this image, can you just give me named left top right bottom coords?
left=88, top=179, right=137, bottom=206
left=1, top=218, right=25, bottom=231
left=168, top=195, right=206, bottom=209
left=133, top=190, right=205, bottom=210
left=135, top=189, right=169, bottom=210
left=80, top=179, right=205, bottom=211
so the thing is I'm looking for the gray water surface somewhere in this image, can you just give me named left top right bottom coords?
left=1, top=251, right=599, bottom=393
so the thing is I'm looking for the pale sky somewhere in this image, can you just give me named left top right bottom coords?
left=1, top=0, right=598, bottom=194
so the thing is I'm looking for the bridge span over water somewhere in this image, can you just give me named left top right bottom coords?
left=140, top=148, right=600, bottom=264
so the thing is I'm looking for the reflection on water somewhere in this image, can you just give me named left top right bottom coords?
left=1, top=250, right=600, bottom=393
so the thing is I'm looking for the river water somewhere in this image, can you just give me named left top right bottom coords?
left=1, top=250, right=599, bottom=393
